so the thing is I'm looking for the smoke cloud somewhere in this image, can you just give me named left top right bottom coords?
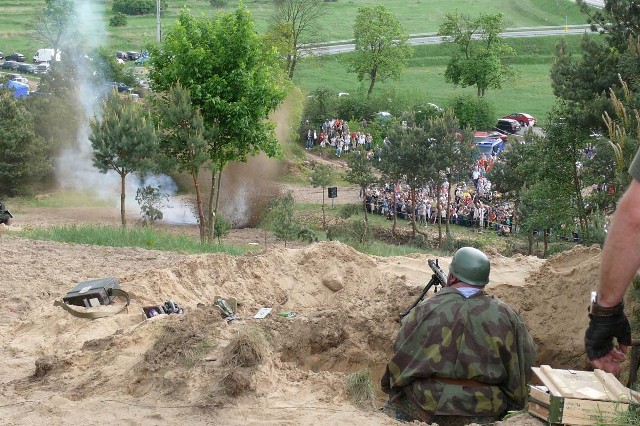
left=54, top=1, right=287, bottom=228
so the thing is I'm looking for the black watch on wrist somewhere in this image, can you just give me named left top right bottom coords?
left=589, top=292, right=624, bottom=316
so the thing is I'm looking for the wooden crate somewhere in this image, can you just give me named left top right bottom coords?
left=528, top=365, right=640, bottom=425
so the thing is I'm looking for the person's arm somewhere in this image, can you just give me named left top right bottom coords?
left=585, top=178, right=640, bottom=373
left=597, top=178, right=640, bottom=306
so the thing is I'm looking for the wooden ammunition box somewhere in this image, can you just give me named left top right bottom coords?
left=528, top=365, right=640, bottom=425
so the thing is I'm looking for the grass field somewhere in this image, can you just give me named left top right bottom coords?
left=1, top=0, right=587, bottom=55
left=293, top=35, right=589, bottom=125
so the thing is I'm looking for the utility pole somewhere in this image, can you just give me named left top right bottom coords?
left=156, top=0, right=162, bottom=43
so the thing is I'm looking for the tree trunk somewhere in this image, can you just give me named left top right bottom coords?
left=362, top=185, right=368, bottom=224
left=543, top=231, right=549, bottom=258
left=322, top=187, right=326, bottom=230
left=367, top=69, right=377, bottom=97
left=212, top=168, right=223, bottom=240
left=571, top=142, right=590, bottom=243
left=527, top=229, right=533, bottom=255
left=206, top=168, right=216, bottom=243
left=120, top=172, right=127, bottom=227
left=288, top=55, right=297, bottom=79
left=192, top=170, right=207, bottom=243
left=436, top=183, right=442, bottom=245
left=410, top=187, right=416, bottom=238
left=445, top=181, right=451, bottom=237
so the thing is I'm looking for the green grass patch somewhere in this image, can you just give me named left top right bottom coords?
left=8, top=192, right=114, bottom=210
left=294, top=34, right=594, bottom=127
left=18, top=224, right=250, bottom=255
left=1, top=0, right=587, bottom=58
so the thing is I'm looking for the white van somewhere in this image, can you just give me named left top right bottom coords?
left=33, top=48, right=60, bottom=63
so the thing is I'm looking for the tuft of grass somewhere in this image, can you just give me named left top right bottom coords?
left=222, top=328, right=266, bottom=368
left=18, top=225, right=250, bottom=255
left=184, top=340, right=216, bottom=367
left=345, top=369, right=376, bottom=408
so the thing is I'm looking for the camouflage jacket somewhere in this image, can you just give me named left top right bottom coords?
left=381, top=287, right=536, bottom=417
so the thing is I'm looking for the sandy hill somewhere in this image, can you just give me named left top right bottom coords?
left=0, top=232, right=606, bottom=425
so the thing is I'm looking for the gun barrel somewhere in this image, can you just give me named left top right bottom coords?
left=427, top=259, right=447, bottom=285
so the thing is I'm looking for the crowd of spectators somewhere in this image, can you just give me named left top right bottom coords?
left=364, top=178, right=515, bottom=235
left=304, top=117, right=515, bottom=235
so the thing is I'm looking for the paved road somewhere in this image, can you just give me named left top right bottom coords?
left=304, top=25, right=596, bottom=56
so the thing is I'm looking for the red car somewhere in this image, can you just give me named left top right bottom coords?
left=502, top=112, right=536, bottom=127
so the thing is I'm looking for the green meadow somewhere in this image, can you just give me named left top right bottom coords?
left=1, top=0, right=586, bottom=53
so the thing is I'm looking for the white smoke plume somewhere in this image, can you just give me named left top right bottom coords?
left=54, top=0, right=196, bottom=225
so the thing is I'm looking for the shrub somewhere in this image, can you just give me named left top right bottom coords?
left=109, top=12, right=128, bottom=27
left=112, top=0, right=168, bottom=16
left=449, top=94, right=495, bottom=130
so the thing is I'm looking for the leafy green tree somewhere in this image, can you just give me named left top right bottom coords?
left=156, top=83, right=209, bottom=242
left=89, top=94, right=158, bottom=226
left=380, top=118, right=433, bottom=238
left=110, top=12, right=128, bottom=27
left=149, top=7, right=287, bottom=242
left=449, top=94, right=495, bottom=130
left=488, top=132, right=540, bottom=253
left=425, top=111, right=474, bottom=241
left=309, top=163, right=335, bottom=230
left=438, top=13, right=515, bottom=97
left=539, top=103, right=593, bottom=243
left=346, top=5, right=412, bottom=97
left=345, top=150, right=376, bottom=224
left=135, top=185, right=168, bottom=226
left=267, top=0, right=325, bottom=79
left=0, top=90, right=51, bottom=197
left=28, top=0, right=74, bottom=56
left=26, top=65, right=83, bottom=154
left=213, top=215, right=231, bottom=244
left=264, top=191, right=312, bottom=247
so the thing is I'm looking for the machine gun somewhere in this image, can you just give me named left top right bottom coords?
left=400, top=259, right=447, bottom=318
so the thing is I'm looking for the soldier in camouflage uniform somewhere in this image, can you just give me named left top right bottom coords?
left=381, top=247, right=536, bottom=425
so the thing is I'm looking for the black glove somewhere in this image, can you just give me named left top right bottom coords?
left=585, top=310, right=632, bottom=361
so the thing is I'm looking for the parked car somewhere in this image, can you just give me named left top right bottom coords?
left=35, top=62, right=50, bottom=74
left=126, top=51, right=141, bottom=61
left=6, top=73, right=21, bottom=81
left=105, top=81, right=132, bottom=93
left=502, top=112, right=537, bottom=127
left=496, top=118, right=521, bottom=134
left=17, top=63, right=37, bottom=74
left=115, top=51, right=128, bottom=60
left=5, top=53, right=25, bottom=62
left=476, top=139, right=505, bottom=157
left=1, top=61, right=19, bottom=70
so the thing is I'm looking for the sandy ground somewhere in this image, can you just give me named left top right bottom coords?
left=0, top=202, right=617, bottom=425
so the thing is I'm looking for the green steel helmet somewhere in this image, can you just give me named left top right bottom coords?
left=449, top=247, right=490, bottom=286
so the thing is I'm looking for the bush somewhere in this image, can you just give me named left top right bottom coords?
left=449, top=94, right=495, bottom=130
left=112, top=0, right=168, bottom=16
left=109, top=12, right=128, bottom=27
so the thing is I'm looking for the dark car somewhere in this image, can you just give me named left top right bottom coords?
left=1, top=60, right=19, bottom=70
left=126, top=51, right=140, bottom=61
left=105, top=81, right=132, bottom=93
left=17, top=63, right=37, bottom=74
left=5, top=53, right=25, bottom=62
left=115, top=51, right=128, bottom=60
left=496, top=118, right=521, bottom=134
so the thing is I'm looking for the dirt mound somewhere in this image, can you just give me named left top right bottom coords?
left=0, top=237, right=605, bottom=424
